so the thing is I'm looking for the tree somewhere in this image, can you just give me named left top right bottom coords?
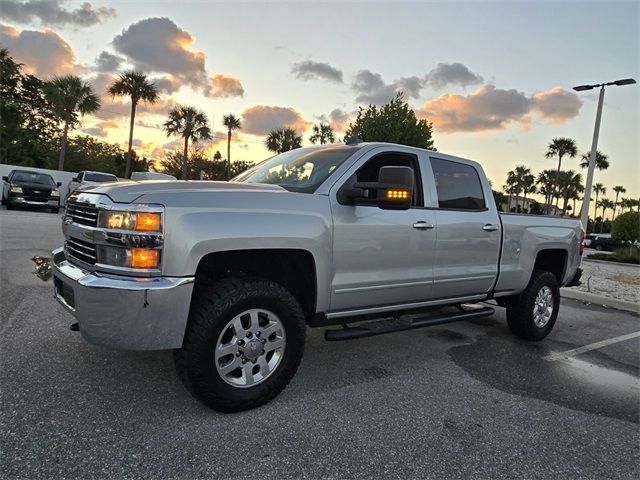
left=545, top=137, right=577, bottom=213
left=620, top=197, right=634, bottom=213
left=592, top=183, right=606, bottom=223
left=108, top=71, right=159, bottom=179
left=504, top=166, right=533, bottom=212
left=598, top=198, right=615, bottom=233
left=611, top=185, right=626, bottom=220
left=536, top=169, right=557, bottom=213
left=222, top=114, right=241, bottom=180
left=163, top=105, right=212, bottom=180
left=611, top=211, right=640, bottom=243
left=579, top=151, right=609, bottom=171
left=161, top=148, right=252, bottom=180
left=556, top=170, right=583, bottom=216
left=265, top=127, right=302, bottom=154
left=309, top=123, right=335, bottom=144
left=343, top=93, right=435, bottom=150
left=44, top=75, right=100, bottom=171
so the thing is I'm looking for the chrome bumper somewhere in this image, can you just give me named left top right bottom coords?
left=52, top=247, right=195, bottom=350
left=11, top=197, right=59, bottom=207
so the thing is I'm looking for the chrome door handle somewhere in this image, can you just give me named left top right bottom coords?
left=482, top=224, right=499, bottom=232
left=413, top=221, right=435, bottom=230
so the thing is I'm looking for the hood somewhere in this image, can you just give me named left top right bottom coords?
left=78, top=180, right=286, bottom=203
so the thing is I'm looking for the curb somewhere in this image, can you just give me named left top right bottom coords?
left=582, top=257, right=640, bottom=268
left=561, top=288, right=639, bottom=314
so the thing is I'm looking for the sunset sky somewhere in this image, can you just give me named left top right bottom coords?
left=1, top=0, right=638, bottom=201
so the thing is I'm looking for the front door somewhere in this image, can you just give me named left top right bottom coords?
left=329, top=148, right=436, bottom=313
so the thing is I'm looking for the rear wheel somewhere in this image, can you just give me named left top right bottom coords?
left=174, top=276, right=306, bottom=412
left=594, top=244, right=603, bottom=251
left=506, top=270, right=560, bottom=341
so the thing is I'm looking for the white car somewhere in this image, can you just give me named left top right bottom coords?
left=130, top=171, right=177, bottom=181
left=68, top=171, right=118, bottom=198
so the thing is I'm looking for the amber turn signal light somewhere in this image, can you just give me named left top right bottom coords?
left=386, top=189, right=410, bottom=200
left=131, top=248, right=160, bottom=269
left=135, top=212, right=161, bottom=231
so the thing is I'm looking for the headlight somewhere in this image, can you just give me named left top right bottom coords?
left=10, top=186, right=23, bottom=193
left=51, top=190, right=60, bottom=197
left=98, top=210, right=162, bottom=231
left=96, top=245, right=160, bottom=269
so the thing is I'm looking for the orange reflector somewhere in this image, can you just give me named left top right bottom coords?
left=135, top=212, right=161, bottom=231
left=386, top=189, right=410, bottom=200
left=131, top=248, right=160, bottom=269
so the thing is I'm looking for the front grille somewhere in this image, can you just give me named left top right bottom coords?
left=23, top=188, right=51, bottom=201
left=66, top=200, right=98, bottom=227
left=65, top=237, right=96, bottom=266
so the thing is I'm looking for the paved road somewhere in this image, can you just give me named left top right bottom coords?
left=1, top=208, right=639, bottom=479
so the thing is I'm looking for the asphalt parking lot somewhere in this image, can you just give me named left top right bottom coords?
left=1, top=208, right=638, bottom=479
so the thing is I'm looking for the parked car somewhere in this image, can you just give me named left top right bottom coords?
left=67, top=171, right=118, bottom=197
left=589, top=235, right=626, bottom=251
left=584, top=233, right=609, bottom=247
left=130, top=171, right=177, bottom=181
left=52, top=142, right=583, bottom=412
left=2, top=169, right=61, bottom=213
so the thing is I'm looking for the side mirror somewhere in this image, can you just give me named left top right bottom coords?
left=56, top=182, right=62, bottom=187
left=340, top=166, right=414, bottom=210
left=72, top=176, right=80, bottom=182
left=2, top=176, right=7, bottom=182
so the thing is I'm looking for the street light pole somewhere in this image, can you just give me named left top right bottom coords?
left=573, top=78, right=636, bottom=231
left=579, top=86, right=605, bottom=229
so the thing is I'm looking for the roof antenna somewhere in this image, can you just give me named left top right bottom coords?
left=345, top=135, right=363, bottom=146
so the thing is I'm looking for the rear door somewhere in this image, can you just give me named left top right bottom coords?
left=426, top=156, right=502, bottom=299
left=329, top=147, right=436, bottom=312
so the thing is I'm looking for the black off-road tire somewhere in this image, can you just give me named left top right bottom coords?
left=6, top=199, right=14, bottom=210
left=506, top=270, right=560, bottom=341
left=174, top=276, right=306, bottom=413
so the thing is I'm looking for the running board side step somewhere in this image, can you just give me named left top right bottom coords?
left=324, top=306, right=495, bottom=341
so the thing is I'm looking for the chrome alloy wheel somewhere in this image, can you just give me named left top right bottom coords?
left=532, top=286, right=554, bottom=328
left=215, top=309, right=286, bottom=388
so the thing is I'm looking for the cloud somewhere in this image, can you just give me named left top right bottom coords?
left=291, top=60, right=343, bottom=83
left=419, top=85, right=581, bottom=133
left=151, top=75, right=182, bottom=94
left=0, top=24, right=82, bottom=76
left=531, top=87, right=583, bottom=124
left=94, top=51, right=123, bottom=72
left=316, top=108, right=352, bottom=133
left=82, top=119, right=118, bottom=137
left=352, top=69, right=423, bottom=105
left=0, top=0, right=115, bottom=27
left=242, top=105, right=311, bottom=135
left=426, top=62, right=483, bottom=89
left=112, top=17, right=207, bottom=90
left=207, top=74, right=244, bottom=98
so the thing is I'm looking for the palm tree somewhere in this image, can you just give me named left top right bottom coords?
left=592, top=183, right=606, bottom=222
left=536, top=169, right=556, bottom=213
left=163, top=105, right=212, bottom=180
left=222, top=114, right=242, bottom=180
left=108, top=71, right=159, bottom=178
left=44, top=75, right=100, bottom=171
left=620, top=197, right=633, bottom=213
left=556, top=170, right=583, bottom=216
left=579, top=151, right=609, bottom=171
left=545, top=137, right=577, bottom=213
left=309, top=123, right=335, bottom=144
left=611, top=185, right=626, bottom=220
left=265, top=128, right=302, bottom=154
left=505, top=166, right=534, bottom=212
left=598, top=198, right=615, bottom=233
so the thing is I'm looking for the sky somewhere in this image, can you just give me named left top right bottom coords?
left=1, top=0, right=638, bottom=203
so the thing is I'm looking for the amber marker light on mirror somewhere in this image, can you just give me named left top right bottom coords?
left=135, top=212, right=161, bottom=231
left=386, top=189, right=410, bottom=200
left=131, top=248, right=160, bottom=269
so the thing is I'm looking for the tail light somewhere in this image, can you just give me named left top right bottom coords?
left=579, top=230, right=586, bottom=256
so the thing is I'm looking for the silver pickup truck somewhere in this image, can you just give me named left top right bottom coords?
left=52, top=141, right=583, bottom=412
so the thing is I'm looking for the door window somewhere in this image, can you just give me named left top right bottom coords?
left=431, top=158, right=485, bottom=210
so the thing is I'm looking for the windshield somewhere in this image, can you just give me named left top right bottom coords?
left=85, top=172, right=118, bottom=182
left=233, top=146, right=358, bottom=192
left=11, top=171, right=55, bottom=186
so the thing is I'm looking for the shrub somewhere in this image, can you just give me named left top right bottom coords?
left=611, top=211, right=640, bottom=242
left=588, top=245, right=640, bottom=265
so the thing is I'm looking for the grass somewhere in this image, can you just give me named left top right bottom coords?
left=588, top=245, right=640, bottom=265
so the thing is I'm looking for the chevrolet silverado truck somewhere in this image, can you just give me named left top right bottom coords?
left=52, top=141, right=583, bottom=412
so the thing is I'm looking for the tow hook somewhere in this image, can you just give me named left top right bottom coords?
left=70, top=323, right=80, bottom=331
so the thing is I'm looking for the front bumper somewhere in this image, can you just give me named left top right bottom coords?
left=10, top=195, right=59, bottom=207
left=52, top=247, right=195, bottom=350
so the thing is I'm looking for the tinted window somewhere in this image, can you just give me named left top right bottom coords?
left=431, top=158, right=486, bottom=210
left=353, top=153, right=422, bottom=207
left=11, top=171, right=55, bottom=186
left=84, top=172, right=117, bottom=182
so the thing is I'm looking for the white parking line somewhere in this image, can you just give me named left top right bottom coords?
left=544, top=331, right=640, bottom=361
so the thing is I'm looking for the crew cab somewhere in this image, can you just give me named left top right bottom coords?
left=2, top=169, right=61, bottom=213
left=52, top=142, right=583, bottom=412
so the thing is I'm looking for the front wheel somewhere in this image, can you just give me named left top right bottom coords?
left=506, top=270, right=560, bottom=341
left=174, top=276, right=306, bottom=412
